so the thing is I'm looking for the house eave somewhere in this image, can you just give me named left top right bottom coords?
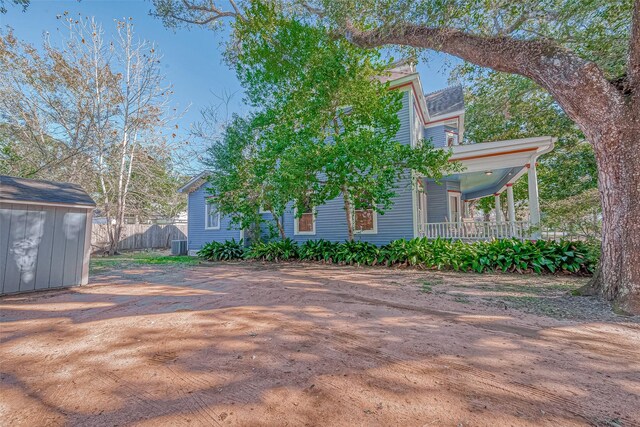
left=388, top=73, right=431, bottom=124
left=448, top=136, right=555, bottom=173
left=178, top=171, right=210, bottom=194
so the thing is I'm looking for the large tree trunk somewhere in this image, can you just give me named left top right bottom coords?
left=586, top=124, right=640, bottom=314
left=338, top=8, right=640, bottom=313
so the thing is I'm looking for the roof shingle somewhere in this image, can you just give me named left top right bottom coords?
left=424, top=86, right=464, bottom=118
left=0, top=175, right=95, bottom=207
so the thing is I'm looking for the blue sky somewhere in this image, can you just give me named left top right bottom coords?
left=2, top=0, right=461, bottom=146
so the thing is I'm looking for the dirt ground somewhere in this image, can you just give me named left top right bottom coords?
left=1, top=262, right=639, bottom=426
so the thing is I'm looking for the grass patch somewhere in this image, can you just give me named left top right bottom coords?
left=453, top=295, right=471, bottom=304
left=90, top=252, right=199, bottom=273
left=420, top=281, right=437, bottom=294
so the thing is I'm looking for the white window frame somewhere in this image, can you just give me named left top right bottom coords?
left=445, top=130, right=459, bottom=147
left=353, top=207, right=378, bottom=234
left=294, top=207, right=316, bottom=235
left=448, top=191, right=461, bottom=223
left=205, top=200, right=221, bottom=230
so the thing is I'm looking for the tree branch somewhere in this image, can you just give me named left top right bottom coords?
left=175, top=0, right=246, bottom=24
left=341, top=21, right=625, bottom=133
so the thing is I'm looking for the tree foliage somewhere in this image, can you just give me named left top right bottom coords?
left=460, top=68, right=599, bottom=225
left=0, top=18, right=186, bottom=253
left=201, top=1, right=453, bottom=240
left=0, top=0, right=28, bottom=14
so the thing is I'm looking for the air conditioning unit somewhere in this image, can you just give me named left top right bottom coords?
left=171, top=240, right=188, bottom=255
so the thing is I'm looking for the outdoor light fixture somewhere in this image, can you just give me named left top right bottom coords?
left=484, top=170, right=493, bottom=176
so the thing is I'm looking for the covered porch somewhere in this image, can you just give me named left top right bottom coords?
left=418, top=136, right=555, bottom=240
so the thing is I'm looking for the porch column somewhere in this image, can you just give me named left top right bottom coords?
left=527, top=161, right=541, bottom=238
left=463, top=200, right=470, bottom=218
left=506, top=184, right=516, bottom=237
left=494, top=193, right=502, bottom=223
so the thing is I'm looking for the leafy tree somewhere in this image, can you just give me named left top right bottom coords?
left=460, top=69, right=598, bottom=226
left=202, top=113, right=311, bottom=239
left=153, top=1, right=640, bottom=313
left=227, top=2, right=452, bottom=240
left=301, top=0, right=639, bottom=313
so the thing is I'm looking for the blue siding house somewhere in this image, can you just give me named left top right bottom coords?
left=179, top=63, right=555, bottom=253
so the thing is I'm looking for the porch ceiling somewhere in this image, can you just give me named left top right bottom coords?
left=448, top=136, right=554, bottom=174
left=449, top=167, right=525, bottom=200
left=442, top=136, right=555, bottom=200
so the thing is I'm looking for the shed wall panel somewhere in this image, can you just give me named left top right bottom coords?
left=1, top=201, right=93, bottom=295
left=3, top=204, right=27, bottom=294
left=62, top=211, right=85, bottom=286
left=48, top=207, right=67, bottom=289
left=0, top=205, right=11, bottom=293
left=35, top=206, right=55, bottom=290
left=20, top=206, right=45, bottom=292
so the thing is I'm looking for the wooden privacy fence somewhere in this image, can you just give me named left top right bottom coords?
left=91, top=223, right=187, bottom=252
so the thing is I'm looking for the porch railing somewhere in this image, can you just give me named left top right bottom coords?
left=419, top=220, right=532, bottom=240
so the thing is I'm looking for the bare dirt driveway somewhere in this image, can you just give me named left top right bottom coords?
left=1, top=261, right=639, bottom=426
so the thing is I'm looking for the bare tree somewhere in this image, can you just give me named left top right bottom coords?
left=0, top=16, right=184, bottom=254
left=78, top=17, right=177, bottom=254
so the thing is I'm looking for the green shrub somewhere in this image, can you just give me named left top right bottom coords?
left=197, top=239, right=245, bottom=261
left=199, top=237, right=598, bottom=275
left=246, top=238, right=299, bottom=261
left=299, top=239, right=340, bottom=262
left=333, top=240, right=381, bottom=265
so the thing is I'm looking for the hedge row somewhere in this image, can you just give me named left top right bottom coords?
left=197, top=237, right=598, bottom=275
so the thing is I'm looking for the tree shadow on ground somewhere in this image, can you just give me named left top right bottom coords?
left=0, top=263, right=638, bottom=426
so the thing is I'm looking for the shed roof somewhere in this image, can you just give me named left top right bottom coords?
left=424, top=86, right=464, bottom=118
left=0, top=175, right=96, bottom=207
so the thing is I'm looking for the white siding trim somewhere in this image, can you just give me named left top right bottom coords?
left=411, top=173, right=419, bottom=238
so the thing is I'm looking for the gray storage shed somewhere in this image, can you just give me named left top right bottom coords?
left=0, top=175, right=95, bottom=295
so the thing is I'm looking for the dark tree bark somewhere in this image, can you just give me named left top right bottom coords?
left=338, top=3, right=640, bottom=314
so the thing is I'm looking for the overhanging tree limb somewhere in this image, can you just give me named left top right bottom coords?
left=341, top=20, right=625, bottom=134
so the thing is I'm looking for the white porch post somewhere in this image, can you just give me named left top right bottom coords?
left=494, top=193, right=503, bottom=238
left=506, top=184, right=516, bottom=237
left=527, top=161, right=541, bottom=238
left=463, top=200, right=470, bottom=218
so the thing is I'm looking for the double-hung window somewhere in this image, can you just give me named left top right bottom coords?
left=294, top=203, right=315, bottom=235
left=354, top=203, right=377, bottom=234
left=205, top=200, right=221, bottom=230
